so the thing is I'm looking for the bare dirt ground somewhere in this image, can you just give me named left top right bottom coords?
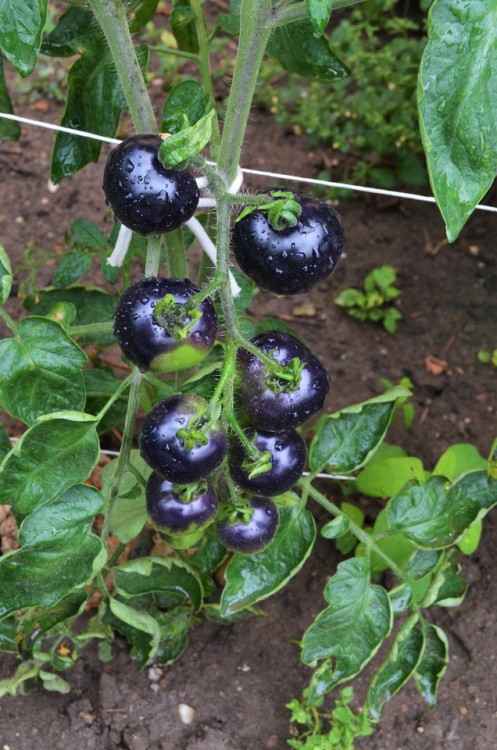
left=1, top=93, right=497, bottom=750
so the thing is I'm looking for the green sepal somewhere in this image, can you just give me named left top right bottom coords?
left=159, top=109, right=214, bottom=168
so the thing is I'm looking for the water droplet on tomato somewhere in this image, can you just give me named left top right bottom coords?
left=125, top=159, right=134, bottom=172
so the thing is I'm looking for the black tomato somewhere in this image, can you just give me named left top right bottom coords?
left=146, top=473, right=218, bottom=535
left=216, top=497, right=279, bottom=554
left=232, top=189, right=344, bottom=295
left=139, top=393, right=227, bottom=484
left=236, top=331, right=329, bottom=432
left=228, top=428, right=307, bottom=496
left=102, top=134, right=199, bottom=235
left=113, top=276, right=217, bottom=373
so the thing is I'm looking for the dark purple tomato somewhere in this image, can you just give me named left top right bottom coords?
left=146, top=473, right=218, bottom=534
left=228, top=428, right=307, bottom=495
left=113, top=276, right=217, bottom=373
left=102, top=134, right=199, bottom=235
left=237, top=331, right=329, bottom=432
left=232, top=189, right=344, bottom=295
left=139, top=393, right=227, bottom=484
left=216, top=497, right=279, bottom=554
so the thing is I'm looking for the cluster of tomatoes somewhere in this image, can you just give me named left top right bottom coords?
left=104, top=134, right=344, bottom=554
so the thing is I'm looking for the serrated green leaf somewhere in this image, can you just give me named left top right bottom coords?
left=267, top=20, right=349, bottom=81
left=368, top=622, right=425, bottom=721
left=102, top=449, right=150, bottom=542
left=0, top=57, right=20, bottom=139
left=310, top=388, right=409, bottom=473
left=220, top=500, right=316, bottom=616
left=52, top=251, right=92, bottom=288
left=306, top=0, right=332, bottom=36
left=41, top=6, right=94, bottom=56
left=0, top=0, right=48, bottom=76
left=71, top=218, right=109, bottom=250
left=16, top=590, right=87, bottom=658
left=301, top=559, right=392, bottom=689
left=0, top=485, right=105, bottom=619
left=356, top=456, right=426, bottom=498
left=418, top=0, right=497, bottom=241
left=0, top=413, right=100, bottom=515
left=0, top=317, right=87, bottom=425
left=388, top=471, right=497, bottom=549
left=415, top=622, right=448, bottom=708
left=51, top=43, right=148, bottom=182
left=114, top=557, right=204, bottom=611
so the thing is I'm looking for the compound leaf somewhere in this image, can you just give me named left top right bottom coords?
left=418, top=0, right=497, bottom=241
left=301, top=559, right=392, bottom=690
left=0, top=317, right=87, bottom=425
left=220, top=498, right=316, bottom=616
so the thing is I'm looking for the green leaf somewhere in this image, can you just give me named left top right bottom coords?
left=191, top=526, right=228, bottom=573
left=170, top=1, right=198, bottom=53
left=334, top=502, right=364, bottom=555
left=108, top=598, right=161, bottom=668
left=0, top=317, right=87, bottom=425
left=23, top=286, right=117, bottom=345
left=0, top=412, right=100, bottom=515
left=0, top=662, right=40, bottom=697
left=0, top=244, right=12, bottom=303
left=368, top=622, right=425, bottom=721
left=0, top=422, right=11, bottom=462
left=366, top=509, right=417, bottom=575
left=155, top=605, right=192, bottom=665
left=414, top=622, right=448, bottom=708
left=301, top=559, right=392, bottom=688
left=220, top=498, right=316, bottom=616
left=0, top=484, right=105, bottom=619
left=71, top=218, right=108, bottom=250
left=51, top=251, right=92, bottom=288
left=433, top=443, right=487, bottom=481
left=51, top=43, right=149, bottom=182
left=159, top=109, right=214, bottom=167
left=267, top=20, right=349, bottom=81
left=418, top=0, right=497, bottom=241
left=0, top=0, right=48, bottom=76
left=161, top=80, right=211, bottom=133
left=309, top=387, right=410, bottom=473
left=388, top=471, right=497, bottom=549
left=84, top=367, right=128, bottom=434
left=306, top=0, right=332, bottom=36
left=0, top=57, right=19, bottom=139
left=102, top=449, right=150, bottom=542
left=457, top=518, right=482, bottom=555
left=38, top=671, right=71, bottom=694
left=113, top=557, right=204, bottom=611
left=423, top=551, right=467, bottom=607
left=320, top=515, right=350, bottom=540
left=41, top=6, right=94, bottom=56
left=356, top=456, right=426, bottom=498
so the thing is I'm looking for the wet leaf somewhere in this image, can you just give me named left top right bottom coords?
left=301, top=559, right=392, bottom=686
left=162, top=80, right=211, bottom=133
left=415, top=622, right=448, bottom=708
left=108, top=598, right=161, bottom=668
left=306, top=0, right=332, bottom=37
left=102, top=450, right=150, bottom=543
left=114, top=557, right=204, bottom=612
left=0, top=58, right=20, bottom=139
left=418, top=0, right=497, bottom=241
left=0, top=317, right=87, bottom=425
left=267, top=20, right=348, bottom=81
left=0, top=0, right=48, bottom=76
left=356, top=456, right=426, bottom=498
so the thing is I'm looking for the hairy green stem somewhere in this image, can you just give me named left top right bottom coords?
left=190, top=0, right=221, bottom=156
left=216, top=0, right=273, bottom=182
left=96, top=372, right=134, bottom=422
left=68, top=321, right=114, bottom=338
left=148, top=45, right=200, bottom=63
left=101, top=368, right=143, bottom=546
left=88, top=0, right=157, bottom=133
left=271, top=0, right=366, bottom=28
left=145, top=235, right=163, bottom=277
left=0, top=307, right=19, bottom=335
left=164, top=230, right=188, bottom=278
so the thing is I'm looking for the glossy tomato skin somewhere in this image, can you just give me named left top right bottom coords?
left=228, top=428, right=307, bottom=495
left=216, top=497, right=279, bottom=554
left=102, top=134, right=199, bottom=235
left=232, top=189, right=344, bottom=295
left=146, top=473, right=218, bottom=535
left=237, top=331, right=329, bottom=432
left=113, top=276, right=217, bottom=373
left=140, top=394, right=227, bottom=484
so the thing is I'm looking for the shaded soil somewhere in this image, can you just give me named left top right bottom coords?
left=1, top=94, right=497, bottom=750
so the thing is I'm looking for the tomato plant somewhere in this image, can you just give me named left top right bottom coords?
left=1, top=0, right=497, bottom=746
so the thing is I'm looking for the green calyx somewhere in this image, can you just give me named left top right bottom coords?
left=177, top=425, right=209, bottom=452
left=236, top=190, right=302, bottom=230
left=174, top=481, right=208, bottom=504
left=224, top=500, right=254, bottom=526
left=265, top=355, right=304, bottom=394
left=153, top=294, right=202, bottom=340
left=241, top=450, right=273, bottom=480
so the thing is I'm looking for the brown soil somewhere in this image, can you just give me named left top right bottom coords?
left=1, top=93, right=497, bottom=750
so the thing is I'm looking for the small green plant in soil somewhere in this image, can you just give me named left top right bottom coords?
left=334, top=263, right=402, bottom=333
left=477, top=349, right=497, bottom=368
left=0, top=0, right=497, bottom=745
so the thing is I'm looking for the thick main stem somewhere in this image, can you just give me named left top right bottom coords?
left=216, top=0, right=272, bottom=182
left=88, top=0, right=157, bottom=134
